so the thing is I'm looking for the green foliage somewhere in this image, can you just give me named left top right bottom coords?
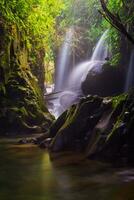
left=59, top=0, right=100, bottom=28
left=52, top=0, right=104, bottom=62
left=0, top=0, right=62, bottom=133
left=101, top=0, right=134, bottom=64
left=0, top=0, right=64, bottom=54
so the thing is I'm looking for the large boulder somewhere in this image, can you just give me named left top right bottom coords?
left=49, top=95, right=109, bottom=152
left=44, top=90, right=134, bottom=165
left=81, top=63, right=125, bottom=97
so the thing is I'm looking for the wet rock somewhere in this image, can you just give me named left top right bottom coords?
left=18, top=138, right=28, bottom=144
left=45, top=138, right=53, bottom=147
left=30, top=138, right=38, bottom=144
left=50, top=95, right=105, bottom=152
left=49, top=110, right=68, bottom=138
left=81, top=63, right=125, bottom=97
left=18, top=137, right=37, bottom=144
left=39, top=141, right=46, bottom=148
left=39, top=138, right=53, bottom=148
left=45, top=90, right=134, bottom=165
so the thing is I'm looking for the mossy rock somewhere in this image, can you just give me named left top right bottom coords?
left=0, top=60, right=53, bottom=135
left=49, top=95, right=105, bottom=152
left=48, top=90, right=134, bottom=164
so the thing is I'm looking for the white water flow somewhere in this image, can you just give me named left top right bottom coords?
left=66, top=30, right=109, bottom=92
left=54, top=27, right=74, bottom=92
left=91, top=30, right=109, bottom=61
left=125, top=49, right=134, bottom=92
left=48, top=30, right=109, bottom=118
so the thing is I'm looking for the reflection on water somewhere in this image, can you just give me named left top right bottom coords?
left=0, top=139, right=134, bottom=200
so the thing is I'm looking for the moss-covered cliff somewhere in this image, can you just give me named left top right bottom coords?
left=0, top=23, right=53, bottom=135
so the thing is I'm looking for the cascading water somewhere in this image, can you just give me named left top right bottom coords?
left=47, top=30, right=109, bottom=118
left=91, top=30, right=109, bottom=61
left=66, top=30, right=109, bottom=92
left=54, top=27, right=74, bottom=92
left=125, top=49, right=134, bottom=92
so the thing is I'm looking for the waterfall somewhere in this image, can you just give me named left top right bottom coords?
left=66, top=30, right=109, bottom=92
left=125, top=49, right=134, bottom=92
left=47, top=30, right=109, bottom=118
left=54, top=27, right=74, bottom=92
left=91, top=30, right=109, bottom=61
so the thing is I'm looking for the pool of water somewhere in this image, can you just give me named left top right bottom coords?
left=0, top=138, right=134, bottom=200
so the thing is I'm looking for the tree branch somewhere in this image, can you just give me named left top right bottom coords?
left=99, top=0, right=134, bottom=44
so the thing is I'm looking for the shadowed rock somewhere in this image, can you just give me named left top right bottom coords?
left=82, top=63, right=125, bottom=97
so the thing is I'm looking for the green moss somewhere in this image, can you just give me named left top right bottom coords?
left=0, top=25, right=53, bottom=134
left=106, top=118, right=122, bottom=141
left=112, top=93, right=127, bottom=109
left=0, top=61, right=53, bottom=134
left=106, top=93, right=127, bottom=141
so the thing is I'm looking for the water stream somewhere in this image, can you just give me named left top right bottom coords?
left=1, top=138, right=134, bottom=200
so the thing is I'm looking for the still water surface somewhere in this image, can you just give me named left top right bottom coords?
left=0, top=138, right=134, bottom=200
